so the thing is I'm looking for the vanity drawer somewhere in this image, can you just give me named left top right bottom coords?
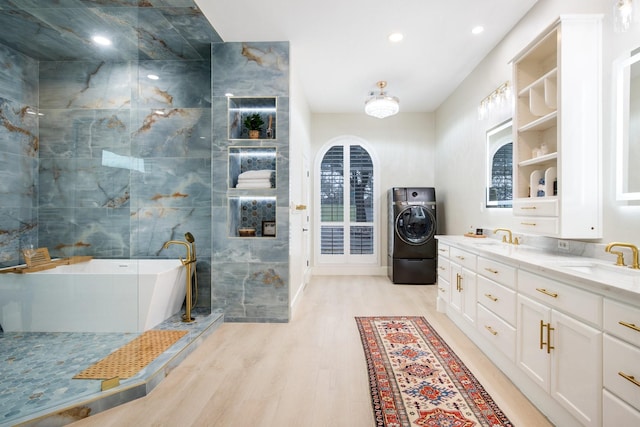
left=604, top=299, right=640, bottom=347
left=449, top=247, right=476, bottom=271
left=518, top=269, right=603, bottom=326
left=603, top=390, right=640, bottom=426
left=477, top=275, right=516, bottom=325
left=604, top=334, right=640, bottom=411
left=513, top=198, right=558, bottom=217
left=515, top=216, right=559, bottom=235
left=437, top=257, right=450, bottom=281
left=477, top=304, right=516, bottom=361
left=437, top=242, right=450, bottom=258
left=477, top=256, right=516, bottom=288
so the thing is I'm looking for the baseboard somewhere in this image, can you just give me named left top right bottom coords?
left=312, top=265, right=387, bottom=276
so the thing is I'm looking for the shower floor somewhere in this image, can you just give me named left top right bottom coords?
left=0, top=308, right=223, bottom=427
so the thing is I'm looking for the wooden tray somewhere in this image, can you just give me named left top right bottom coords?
left=464, top=232, right=487, bottom=238
left=0, top=254, right=93, bottom=274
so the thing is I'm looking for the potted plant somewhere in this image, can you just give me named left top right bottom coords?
left=243, top=113, right=264, bottom=139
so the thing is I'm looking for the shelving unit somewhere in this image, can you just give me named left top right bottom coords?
left=228, top=147, right=276, bottom=189
left=228, top=97, right=277, bottom=140
left=228, top=196, right=277, bottom=238
left=511, top=15, right=602, bottom=238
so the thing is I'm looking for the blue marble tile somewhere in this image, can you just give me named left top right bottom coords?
left=0, top=207, right=36, bottom=267
left=38, top=109, right=131, bottom=159
left=0, top=97, right=38, bottom=157
left=212, top=42, right=290, bottom=97
left=38, top=207, right=131, bottom=258
left=0, top=153, right=36, bottom=208
left=131, top=108, right=211, bottom=158
left=39, top=61, right=132, bottom=109
left=135, top=60, right=211, bottom=108
left=137, top=8, right=202, bottom=60
left=0, top=45, right=37, bottom=105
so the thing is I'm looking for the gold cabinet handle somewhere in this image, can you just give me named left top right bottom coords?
left=456, top=255, right=465, bottom=260
left=484, top=293, right=498, bottom=302
left=619, top=372, right=640, bottom=388
left=438, top=248, right=447, bottom=252
left=456, top=273, right=462, bottom=292
left=438, top=287, right=445, bottom=293
left=438, top=266, right=446, bottom=270
left=521, top=222, right=537, bottom=226
left=536, top=288, right=558, bottom=298
left=619, top=321, right=640, bottom=333
left=539, top=320, right=554, bottom=353
left=485, top=325, right=498, bottom=336
left=484, top=267, right=499, bottom=274
left=295, top=204, right=307, bottom=210
left=521, top=206, right=537, bottom=210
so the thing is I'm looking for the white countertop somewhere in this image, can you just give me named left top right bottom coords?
left=436, top=235, right=640, bottom=303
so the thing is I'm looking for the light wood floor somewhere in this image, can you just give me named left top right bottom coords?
left=71, top=276, right=552, bottom=427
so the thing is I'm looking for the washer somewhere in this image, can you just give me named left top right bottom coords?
left=388, top=187, right=437, bottom=284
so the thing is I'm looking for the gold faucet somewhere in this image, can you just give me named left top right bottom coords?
left=493, top=228, right=519, bottom=245
left=605, top=242, right=639, bottom=269
left=163, top=240, right=192, bottom=265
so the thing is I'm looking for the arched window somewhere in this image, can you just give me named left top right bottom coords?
left=315, top=137, right=378, bottom=265
left=486, top=121, right=513, bottom=208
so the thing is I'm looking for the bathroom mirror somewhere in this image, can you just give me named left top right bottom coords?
left=615, top=47, right=640, bottom=201
left=486, top=119, right=513, bottom=208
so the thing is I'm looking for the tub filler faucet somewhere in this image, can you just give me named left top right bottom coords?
left=163, top=234, right=198, bottom=322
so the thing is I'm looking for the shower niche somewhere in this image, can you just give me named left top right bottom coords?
left=228, top=97, right=277, bottom=140
left=229, top=196, right=277, bottom=238
left=228, top=146, right=276, bottom=189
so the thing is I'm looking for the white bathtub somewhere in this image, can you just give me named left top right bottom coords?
left=0, top=259, right=187, bottom=333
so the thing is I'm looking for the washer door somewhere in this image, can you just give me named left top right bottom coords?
left=395, top=205, right=436, bottom=245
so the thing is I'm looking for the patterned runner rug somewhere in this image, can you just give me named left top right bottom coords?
left=355, top=316, right=512, bottom=427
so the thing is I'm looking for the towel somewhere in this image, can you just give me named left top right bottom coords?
left=237, top=169, right=274, bottom=180
left=236, top=182, right=272, bottom=189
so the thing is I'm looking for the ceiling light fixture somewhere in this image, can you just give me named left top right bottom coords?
left=92, top=35, right=112, bottom=46
left=388, top=32, right=404, bottom=42
left=613, top=0, right=638, bottom=32
left=365, top=81, right=399, bottom=119
left=147, top=74, right=159, bottom=80
left=472, top=26, right=485, bottom=35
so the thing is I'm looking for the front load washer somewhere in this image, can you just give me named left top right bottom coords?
left=388, top=187, right=437, bottom=284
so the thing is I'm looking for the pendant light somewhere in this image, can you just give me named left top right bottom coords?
left=365, top=81, right=400, bottom=118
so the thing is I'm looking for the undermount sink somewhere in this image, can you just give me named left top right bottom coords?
left=552, top=261, right=640, bottom=286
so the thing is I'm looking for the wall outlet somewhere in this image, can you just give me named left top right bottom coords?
left=558, top=240, right=570, bottom=251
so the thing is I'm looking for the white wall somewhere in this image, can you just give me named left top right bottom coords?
left=435, top=0, right=640, bottom=245
left=310, top=113, right=435, bottom=270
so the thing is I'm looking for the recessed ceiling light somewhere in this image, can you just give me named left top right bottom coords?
left=225, top=92, right=234, bottom=97
left=388, top=32, right=404, bottom=42
left=471, top=26, right=484, bottom=35
left=147, top=74, right=159, bottom=80
left=92, top=35, right=112, bottom=46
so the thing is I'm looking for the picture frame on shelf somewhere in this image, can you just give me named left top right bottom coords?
left=262, top=220, right=276, bottom=237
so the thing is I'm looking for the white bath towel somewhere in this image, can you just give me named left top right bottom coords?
left=236, top=182, right=273, bottom=189
left=237, top=169, right=274, bottom=179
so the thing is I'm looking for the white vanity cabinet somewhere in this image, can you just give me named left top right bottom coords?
left=511, top=15, right=602, bottom=239
left=436, top=243, right=450, bottom=311
left=517, top=270, right=602, bottom=427
left=602, top=299, right=640, bottom=424
left=449, top=247, right=477, bottom=325
left=476, top=257, right=517, bottom=360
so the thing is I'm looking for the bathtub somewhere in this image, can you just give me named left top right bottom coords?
left=0, top=259, right=187, bottom=333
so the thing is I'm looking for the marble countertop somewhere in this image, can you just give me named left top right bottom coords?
left=436, top=235, right=640, bottom=303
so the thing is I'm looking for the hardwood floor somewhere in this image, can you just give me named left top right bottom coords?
left=70, top=276, right=552, bottom=427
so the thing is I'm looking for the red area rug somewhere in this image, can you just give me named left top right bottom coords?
left=356, top=316, right=512, bottom=427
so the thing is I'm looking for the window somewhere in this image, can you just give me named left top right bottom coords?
left=486, top=120, right=513, bottom=208
left=316, top=138, right=377, bottom=265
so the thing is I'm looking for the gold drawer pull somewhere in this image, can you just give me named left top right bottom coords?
left=484, top=293, right=498, bottom=302
left=619, top=321, right=640, bottom=333
left=456, top=255, right=465, bottom=260
left=439, top=248, right=447, bottom=252
left=438, top=266, right=446, bottom=270
left=484, top=267, right=499, bottom=274
left=521, top=206, right=537, bottom=210
left=438, top=287, right=446, bottom=293
left=521, top=222, right=537, bottom=226
left=484, top=325, right=498, bottom=336
left=619, top=372, right=640, bottom=388
left=536, top=288, right=558, bottom=298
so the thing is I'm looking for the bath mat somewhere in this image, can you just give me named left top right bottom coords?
left=73, top=330, right=188, bottom=380
left=355, top=316, right=512, bottom=427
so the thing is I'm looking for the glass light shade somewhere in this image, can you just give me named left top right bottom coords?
left=364, top=95, right=400, bottom=118
left=614, top=0, right=638, bottom=32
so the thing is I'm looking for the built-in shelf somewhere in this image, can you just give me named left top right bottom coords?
left=228, top=196, right=276, bottom=238
left=518, top=152, right=558, bottom=167
left=228, top=147, right=276, bottom=189
left=228, top=97, right=277, bottom=140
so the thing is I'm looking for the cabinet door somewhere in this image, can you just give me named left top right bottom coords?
left=461, top=266, right=477, bottom=325
left=449, top=263, right=463, bottom=314
left=517, top=294, right=551, bottom=392
left=551, top=310, right=602, bottom=427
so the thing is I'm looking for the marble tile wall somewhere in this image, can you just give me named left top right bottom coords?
left=211, top=41, right=290, bottom=322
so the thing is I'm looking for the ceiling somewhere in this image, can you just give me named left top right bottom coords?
left=197, top=0, right=538, bottom=113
